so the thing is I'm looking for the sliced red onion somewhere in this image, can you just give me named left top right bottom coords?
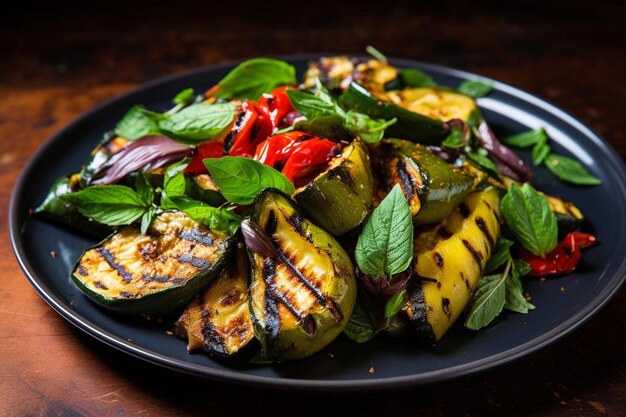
left=240, top=219, right=277, bottom=258
left=357, top=267, right=413, bottom=295
left=90, top=136, right=193, bottom=185
left=476, top=120, right=531, bottom=182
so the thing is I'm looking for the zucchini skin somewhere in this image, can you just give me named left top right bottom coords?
left=175, top=243, right=254, bottom=356
left=293, top=138, right=374, bottom=235
left=404, top=188, right=501, bottom=343
left=339, top=82, right=447, bottom=145
left=248, top=189, right=357, bottom=360
left=375, top=139, right=475, bottom=225
left=71, top=211, right=233, bottom=316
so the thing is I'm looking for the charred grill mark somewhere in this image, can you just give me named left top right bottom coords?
left=458, top=202, right=470, bottom=218
left=139, top=241, right=158, bottom=260
left=176, top=254, right=212, bottom=269
left=94, top=280, right=108, bottom=290
left=265, top=210, right=278, bottom=236
left=475, top=217, right=495, bottom=249
left=406, top=284, right=436, bottom=345
left=179, top=228, right=213, bottom=246
left=396, top=160, right=415, bottom=200
left=224, top=111, right=246, bottom=151
left=220, top=289, right=242, bottom=307
left=77, top=264, right=88, bottom=276
left=442, top=297, right=452, bottom=317
left=484, top=200, right=503, bottom=224
left=119, top=291, right=133, bottom=298
left=269, top=288, right=317, bottom=336
left=226, top=315, right=250, bottom=343
left=462, top=239, right=483, bottom=270
left=261, top=257, right=281, bottom=357
left=142, top=274, right=173, bottom=282
left=96, top=247, right=133, bottom=282
left=433, top=252, right=444, bottom=269
left=287, top=213, right=304, bottom=235
left=201, top=320, right=228, bottom=355
left=461, top=272, right=470, bottom=289
left=328, top=166, right=355, bottom=188
left=437, top=227, right=452, bottom=239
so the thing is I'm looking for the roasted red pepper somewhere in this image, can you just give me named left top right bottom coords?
left=281, top=138, right=338, bottom=185
left=254, top=131, right=313, bottom=168
left=227, top=101, right=259, bottom=157
left=185, top=140, right=225, bottom=174
left=520, top=232, right=597, bottom=277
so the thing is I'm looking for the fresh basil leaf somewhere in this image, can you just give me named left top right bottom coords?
left=441, top=128, right=465, bottom=148
left=161, top=159, right=189, bottom=209
left=169, top=196, right=241, bottom=233
left=464, top=272, right=506, bottom=330
left=532, top=141, right=551, bottom=166
left=140, top=206, right=157, bottom=234
left=501, top=128, right=548, bottom=148
left=400, top=68, right=437, bottom=87
left=60, top=185, right=148, bottom=226
left=344, top=110, right=396, bottom=143
left=458, top=80, right=493, bottom=98
left=504, top=260, right=535, bottom=313
left=512, top=258, right=532, bottom=278
left=294, top=115, right=352, bottom=141
left=355, top=184, right=413, bottom=278
left=501, top=183, right=557, bottom=257
left=158, top=103, right=234, bottom=143
left=115, top=105, right=162, bottom=140
left=286, top=89, right=344, bottom=120
left=466, top=109, right=482, bottom=129
left=365, top=45, right=388, bottom=63
left=384, top=290, right=407, bottom=319
left=545, top=154, right=602, bottom=185
left=485, top=237, right=514, bottom=273
left=135, top=171, right=154, bottom=206
left=343, top=290, right=378, bottom=343
left=212, top=58, right=296, bottom=101
left=203, top=156, right=295, bottom=205
left=172, top=88, right=195, bottom=105
left=467, top=151, right=500, bottom=178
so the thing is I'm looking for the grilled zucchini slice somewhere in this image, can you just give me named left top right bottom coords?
left=72, top=211, right=233, bottom=316
left=249, top=189, right=357, bottom=360
left=405, top=188, right=501, bottom=343
left=293, top=138, right=374, bottom=235
left=175, top=243, right=254, bottom=356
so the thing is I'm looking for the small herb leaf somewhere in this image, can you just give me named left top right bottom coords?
left=400, top=69, right=437, bottom=87
left=344, top=110, right=396, bottom=143
left=172, top=88, right=195, bottom=105
left=485, top=237, right=514, bottom=273
left=140, top=206, right=157, bottom=234
left=169, top=196, right=241, bottom=233
left=458, top=80, right=493, bottom=98
left=464, top=271, right=507, bottom=330
left=115, top=105, right=162, bottom=140
left=343, top=290, right=378, bottom=343
left=441, top=128, right=465, bottom=148
left=365, top=45, right=387, bottom=63
left=545, top=154, right=602, bottom=185
left=158, top=103, right=235, bottom=142
left=384, top=290, right=407, bottom=319
left=532, top=141, right=551, bottom=166
left=501, top=128, right=548, bottom=148
left=60, top=185, right=148, bottom=226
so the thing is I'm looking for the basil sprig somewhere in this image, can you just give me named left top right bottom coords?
left=343, top=289, right=379, bottom=343
left=458, top=80, right=493, bottom=98
left=355, top=184, right=413, bottom=278
left=212, top=58, right=297, bottom=101
left=400, top=68, right=437, bottom=88
left=203, top=156, right=295, bottom=205
left=501, top=183, right=557, bottom=258
left=115, top=105, right=162, bottom=140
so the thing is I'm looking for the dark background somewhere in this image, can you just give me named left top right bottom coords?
left=1, top=1, right=625, bottom=416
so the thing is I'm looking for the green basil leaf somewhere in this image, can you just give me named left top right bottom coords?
left=161, top=159, right=189, bottom=209
left=458, top=80, right=493, bottom=98
left=355, top=184, right=413, bottom=278
left=400, top=68, right=437, bottom=87
left=114, top=105, right=162, bottom=140
left=212, top=58, right=296, bottom=101
left=467, top=151, right=500, bottom=178
left=501, top=128, right=548, bottom=148
left=384, top=290, right=407, bottom=319
left=464, top=272, right=506, bottom=330
left=512, top=259, right=532, bottom=278
left=501, top=183, right=557, bottom=257
left=365, top=45, right=387, bottom=63
left=158, top=103, right=235, bottom=143
left=441, top=128, right=465, bottom=148
left=344, top=110, right=396, bottom=143
left=294, top=115, right=352, bottom=141
left=135, top=172, right=154, bottom=206
left=343, top=289, right=378, bottom=343
left=532, top=141, right=551, bottom=166
left=140, top=206, right=157, bottom=234
left=286, top=89, right=344, bottom=120
left=504, top=261, right=535, bottom=314
left=485, top=237, right=514, bottom=273
left=60, top=185, right=148, bottom=226
left=545, top=154, right=602, bottom=185
left=203, top=156, right=295, bottom=205
left=172, top=88, right=195, bottom=105
left=169, top=196, right=241, bottom=233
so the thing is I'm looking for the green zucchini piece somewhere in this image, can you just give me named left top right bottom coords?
left=293, top=138, right=374, bottom=235
left=175, top=243, right=254, bottom=356
left=249, top=189, right=357, bottom=360
left=404, top=188, right=501, bottom=343
left=185, top=174, right=226, bottom=207
left=35, top=173, right=112, bottom=238
left=72, top=211, right=233, bottom=316
left=379, top=87, right=478, bottom=123
left=339, top=82, right=448, bottom=144
left=375, top=139, right=474, bottom=225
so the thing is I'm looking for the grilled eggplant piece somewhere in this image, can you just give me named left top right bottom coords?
left=405, top=188, right=501, bottom=343
left=34, top=173, right=112, bottom=238
left=375, top=139, right=474, bottom=225
left=72, top=211, right=233, bottom=316
left=293, top=138, right=374, bottom=235
left=175, top=243, right=254, bottom=356
left=304, top=56, right=398, bottom=94
left=248, top=190, right=357, bottom=360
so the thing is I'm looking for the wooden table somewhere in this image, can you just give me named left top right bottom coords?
left=2, top=1, right=625, bottom=415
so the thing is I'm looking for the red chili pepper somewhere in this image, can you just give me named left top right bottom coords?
left=254, top=131, right=313, bottom=168
left=227, top=101, right=259, bottom=157
left=520, top=232, right=597, bottom=277
left=281, top=138, right=338, bottom=185
left=185, top=141, right=225, bottom=174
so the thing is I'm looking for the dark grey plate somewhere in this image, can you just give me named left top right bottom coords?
left=10, top=55, right=626, bottom=390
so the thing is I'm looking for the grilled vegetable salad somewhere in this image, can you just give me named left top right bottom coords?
left=36, top=49, right=602, bottom=361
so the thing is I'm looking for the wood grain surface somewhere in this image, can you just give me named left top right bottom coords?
left=1, top=1, right=625, bottom=416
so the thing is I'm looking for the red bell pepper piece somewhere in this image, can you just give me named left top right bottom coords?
left=228, top=101, right=259, bottom=157
left=519, top=232, right=597, bottom=277
left=281, top=138, right=338, bottom=184
left=254, top=131, right=313, bottom=168
left=185, top=141, right=225, bottom=174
